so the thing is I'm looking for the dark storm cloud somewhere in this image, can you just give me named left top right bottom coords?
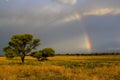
left=83, top=15, right=120, bottom=52
left=0, top=0, right=120, bottom=54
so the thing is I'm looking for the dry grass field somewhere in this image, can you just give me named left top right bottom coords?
left=0, top=55, right=120, bottom=80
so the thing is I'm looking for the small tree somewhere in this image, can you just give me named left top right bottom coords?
left=41, top=48, right=55, bottom=60
left=30, top=48, right=55, bottom=61
left=3, top=34, right=40, bottom=63
left=30, top=51, right=42, bottom=61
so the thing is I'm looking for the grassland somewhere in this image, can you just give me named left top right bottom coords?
left=0, top=55, right=120, bottom=80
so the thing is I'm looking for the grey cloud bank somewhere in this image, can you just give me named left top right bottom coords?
left=0, top=0, right=120, bottom=54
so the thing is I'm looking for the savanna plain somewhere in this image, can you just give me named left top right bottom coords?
left=0, top=55, right=120, bottom=80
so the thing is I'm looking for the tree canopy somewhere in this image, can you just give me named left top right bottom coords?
left=30, top=48, right=55, bottom=61
left=30, top=51, right=42, bottom=61
left=3, top=34, right=40, bottom=63
left=42, top=48, right=55, bottom=59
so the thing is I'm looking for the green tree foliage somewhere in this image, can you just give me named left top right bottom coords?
left=3, top=34, right=40, bottom=63
left=5, top=51, right=15, bottom=59
left=42, top=48, right=55, bottom=60
left=30, top=48, right=55, bottom=61
left=3, top=46, right=15, bottom=59
left=30, top=51, right=42, bottom=61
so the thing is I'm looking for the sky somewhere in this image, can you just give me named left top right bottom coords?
left=0, top=0, right=120, bottom=54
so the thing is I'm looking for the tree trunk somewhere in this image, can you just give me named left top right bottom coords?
left=21, top=53, right=25, bottom=63
left=41, top=57, right=48, bottom=61
left=37, top=58, right=40, bottom=61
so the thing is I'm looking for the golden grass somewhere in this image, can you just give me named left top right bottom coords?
left=0, top=55, right=120, bottom=80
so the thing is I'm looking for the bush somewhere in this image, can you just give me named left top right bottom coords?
left=30, top=48, right=55, bottom=61
left=30, top=51, right=42, bottom=61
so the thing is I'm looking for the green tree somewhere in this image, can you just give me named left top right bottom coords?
left=3, top=34, right=40, bottom=63
left=30, top=48, right=55, bottom=61
left=41, top=48, right=55, bottom=60
left=30, top=51, right=42, bottom=61
left=3, top=46, right=18, bottom=59
left=4, top=49, right=15, bottom=59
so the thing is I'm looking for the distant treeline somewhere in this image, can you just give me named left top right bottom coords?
left=0, top=52, right=120, bottom=57
left=56, top=53, right=120, bottom=56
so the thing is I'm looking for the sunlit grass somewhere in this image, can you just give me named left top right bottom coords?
left=0, top=55, right=120, bottom=80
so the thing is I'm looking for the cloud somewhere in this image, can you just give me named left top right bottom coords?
left=63, top=12, right=81, bottom=22
left=45, top=35, right=88, bottom=53
left=54, top=12, right=82, bottom=25
left=108, top=48, right=120, bottom=51
left=53, top=0, right=77, bottom=5
left=1, top=0, right=120, bottom=54
left=83, top=8, right=120, bottom=16
left=5, top=0, right=9, bottom=2
left=0, top=4, right=63, bottom=29
left=40, top=5, right=62, bottom=14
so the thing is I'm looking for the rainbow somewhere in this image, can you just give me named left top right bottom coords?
left=85, top=33, right=92, bottom=53
left=76, top=12, right=92, bottom=53
left=57, top=11, right=92, bottom=53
